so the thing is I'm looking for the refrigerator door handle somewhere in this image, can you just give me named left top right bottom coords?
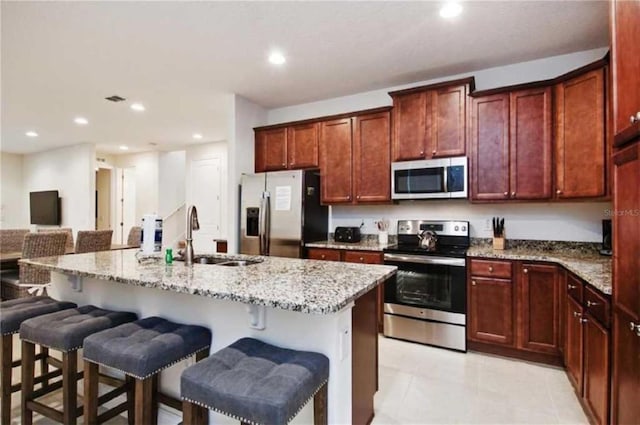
left=264, top=192, right=271, bottom=255
left=259, top=192, right=271, bottom=256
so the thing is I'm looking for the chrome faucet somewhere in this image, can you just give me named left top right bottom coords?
left=185, top=205, right=200, bottom=266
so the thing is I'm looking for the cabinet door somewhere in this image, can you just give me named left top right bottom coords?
left=509, top=88, right=552, bottom=200
left=319, top=118, right=353, bottom=204
left=611, top=309, right=640, bottom=425
left=431, top=85, right=467, bottom=157
left=613, top=143, right=640, bottom=318
left=559, top=269, right=567, bottom=356
left=353, top=111, right=391, bottom=203
left=611, top=0, right=640, bottom=138
left=518, top=263, right=560, bottom=354
left=469, top=277, right=514, bottom=346
left=287, top=123, right=319, bottom=169
left=306, top=248, right=341, bottom=262
left=565, top=296, right=584, bottom=393
left=555, top=69, right=606, bottom=198
left=583, top=313, right=610, bottom=425
left=470, top=94, right=510, bottom=201
left=392, top=92, right=428, bottom=161
left=343, top=251, right=383, bottom=265
left=255, top=128, right=287, bottom=172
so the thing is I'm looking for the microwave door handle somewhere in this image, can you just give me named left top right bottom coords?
left=443, top=166, right=449, bottom=194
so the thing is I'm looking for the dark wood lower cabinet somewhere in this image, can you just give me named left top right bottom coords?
left=352, top=287, right=378, bottom=425
left=611, top=309, right=640, bottom=425
left=468, top=276, right=514, bottom=346
left=582, top=312, right=610, bottom=425
left=565, top=296, right=584, bottom=392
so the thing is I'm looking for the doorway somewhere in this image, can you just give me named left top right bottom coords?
left=114, top=167, right=136, bottom=245
left=95, top=168, right=112, bottom=231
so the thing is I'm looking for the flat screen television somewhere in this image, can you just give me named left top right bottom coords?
left=30, top=190, right=61, bottom=225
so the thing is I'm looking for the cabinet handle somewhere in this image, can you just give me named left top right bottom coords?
left=282, top=163, right=286, bottom=167
left=511, top=192, right=516, bottom=198
left=556, top=190, right=562, bottom=195
left=568, top=284, right=577, bottom=290
left=359, top=257, right=364, bottom=262
left=488, top=266, right=494, bottom=272
left=631, top=115, right=639, bottom=124
left=432, top=150, right=437, bottom=155
left=631, top=322, right=639, bottom=332
left=503, top=192, right=509, bottom=197
left=586, top=300, right=599, bottom=307
left=356, top=195, right=361, bottom=200
left=523, top=268, right=528, bottom=274
left=321, top=254, right=326, bottom=260
left=471, top=281, right=477, bottom=286
left=580, top=318, right=588, bottom=324
left=573, top=311, right=582, bottom=318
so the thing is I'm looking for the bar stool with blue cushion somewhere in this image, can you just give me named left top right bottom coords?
left=0, top=296, right=76, bottom=425
left=82, top=316, right=211, bottom=425
left=181, top=337, right=329, bottom=425
left=19, top=305, right=137, bottom=425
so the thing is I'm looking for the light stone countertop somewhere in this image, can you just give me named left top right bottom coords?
left=467, top=246, right=612, bottom=295
left=20, top=249, right=396, bottom=314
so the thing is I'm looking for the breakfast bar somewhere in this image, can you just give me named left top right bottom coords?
left=20, top=249, right=396, bottom=424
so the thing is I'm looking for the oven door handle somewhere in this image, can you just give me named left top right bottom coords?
left=384, top=253, right=466, bottom=267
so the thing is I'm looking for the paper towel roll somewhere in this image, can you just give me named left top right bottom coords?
left=141, top=214, right=162, bottom=254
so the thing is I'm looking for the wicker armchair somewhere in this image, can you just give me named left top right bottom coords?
left=37, top=228, right=74, bottom=251
left=0, top=232, right=67, bottom=300
left=0, top=229, right=29, bottom=253
left=75, top=230, right=113, bottom=254
left=127, top=226, right=142, bottom=247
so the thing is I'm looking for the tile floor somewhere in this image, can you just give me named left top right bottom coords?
left=7, top=336, right=588, bottom=424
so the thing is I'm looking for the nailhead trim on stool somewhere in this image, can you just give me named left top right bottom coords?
left=181, top=338, right=329, bottom=425
left=0, top=297, right=76, bottom=425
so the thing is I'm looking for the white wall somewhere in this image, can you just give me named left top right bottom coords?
left=22, top=143, right=96, bottom=234
left=0, top=152, right=28, bottom=228
left=114, top=151, right=160, bottom=224
left=158, top=150, right=186, bottom=217
left=227, top=94, right=267, bottom=253
left=267, top=47, right=608, bottom=124
left=331, top=201, right=610, bottom=242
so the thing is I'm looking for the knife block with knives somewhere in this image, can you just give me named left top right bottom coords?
left=492, top=217, right=505, bottom=250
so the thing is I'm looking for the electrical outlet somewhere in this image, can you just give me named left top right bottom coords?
left=484, top=219, right=492, bottom=232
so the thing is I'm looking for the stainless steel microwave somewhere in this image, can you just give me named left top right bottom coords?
left=391, top=157, right=468, bottom=200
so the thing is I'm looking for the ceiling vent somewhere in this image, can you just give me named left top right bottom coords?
left=105, top=95, right=126, bottom=102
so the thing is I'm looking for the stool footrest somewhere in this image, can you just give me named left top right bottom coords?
left=98, top=400, right=129, bottom=423
left=97, top=381, right=130, bottom=406
left=26, top=400, right=65, bottom=423
left=10, top=367, right=63, bottom=393
left=28, top=376, right=63, bottom=399
left=158, top=392, right=183, bottom=412
left=11, top=352, right=48, bottom=368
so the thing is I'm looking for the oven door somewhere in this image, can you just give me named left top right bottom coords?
left=383, top=253, right=466, bottom=314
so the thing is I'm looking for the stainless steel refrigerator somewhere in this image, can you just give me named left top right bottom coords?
left=240, top=169, right=328, bottom=258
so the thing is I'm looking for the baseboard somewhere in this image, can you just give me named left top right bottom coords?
left=468, top=340, right=563, bottom=367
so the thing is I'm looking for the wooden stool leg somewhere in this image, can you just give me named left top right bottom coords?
left=62, top=351, right=78, bottom=425
left=1, top=334, right=13, bottom=425
left=21, top=340, right=36, bottom=425
left=125, top=375, right=135, bottom=425
left=83, top=361, right=99, bottom=425
left=151, top=374, right=159, bottom=425
left=135, top=377, right=153, bottom=425
left=40, top=346, right=49, bottom=390
left=313, top=382, right=328, bottom=425
left=182, top=400, right=208, bottom=425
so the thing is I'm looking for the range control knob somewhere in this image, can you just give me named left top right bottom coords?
left=462, top=226, right=466, bottom=231
left=454, top=226, right=459, bottom=231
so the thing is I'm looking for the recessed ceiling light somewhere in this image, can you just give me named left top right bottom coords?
left=130, top=103, right=145, bottom=112
left=119, top=145, right=129, bottom=151
left=268, top=51, right=286, bottom=65
left=192, top=133, right=203, bottom=140
left=74, top=117, right=89, bottom=125
left=440, top=1, right=463, bottom=18
left=25, top=131, right=38, bottom=137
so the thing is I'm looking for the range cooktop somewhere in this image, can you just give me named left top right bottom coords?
left=383, top=219, right=470, bottom=258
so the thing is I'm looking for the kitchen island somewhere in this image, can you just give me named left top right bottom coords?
left=21, top=249, right=396, bottom=424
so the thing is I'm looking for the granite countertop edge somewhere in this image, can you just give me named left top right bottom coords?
left=466, top=247, right=612, bottom=295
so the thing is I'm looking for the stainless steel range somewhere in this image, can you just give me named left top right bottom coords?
left=383, top=220, right=469, bottom=351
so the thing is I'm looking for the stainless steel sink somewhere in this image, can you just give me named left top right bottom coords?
left=175, top=255, right=262, bottom=267
left=216, top=260, right=261, bottom=267
left=194, top=256, right=230, bottom=265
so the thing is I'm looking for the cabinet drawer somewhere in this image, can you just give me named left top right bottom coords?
left=584, top=285, right=611, bottom=329
left=343, top=250, right=383, bottom=265
left=307, top=248, right=342, bottom=262
left=567, top=273, right=584, bottom=303
left=469, top=259, right=513, bottom=278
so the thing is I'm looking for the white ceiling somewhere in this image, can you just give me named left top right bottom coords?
left=1, top=1, right=608, bottom=155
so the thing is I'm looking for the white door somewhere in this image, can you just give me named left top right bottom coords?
left=115, top=167, right=136, bottom=245
left=189, top=158, right=222, bottom=252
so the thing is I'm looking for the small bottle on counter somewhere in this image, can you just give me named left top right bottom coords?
left=165, top=248, right=173, bottom=264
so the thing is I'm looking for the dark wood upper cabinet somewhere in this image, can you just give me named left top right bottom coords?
left=255, top=127, right=287, bottom=172
left=611, top=309, right=640, bottom=425
left=582, top=312, right=610, bottom=425
left=391, top=92, right=428, bottom=161
left=611, top=0, right=640, bottom=143
left=517, top=263, right=560, bottom=354
left=555, top=69, right=606, bottom=199
left=353, top=111, right=391, bottom=203
left=319, top=118, right=353, bottom=204
left=565, top=295, right=584, bottom=393
left=470, top=93, right=510, bottom=201
left=391, top=80, right=470, bottom=161
left=287, top=123, right=319, bottom=169
left=431, top=84, right=468, bottom=157
left=468, top=276, right=514, bottom=346
left=613, top=143, right=640, bottom=319
left=509, top=87, right=552, bottom=200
